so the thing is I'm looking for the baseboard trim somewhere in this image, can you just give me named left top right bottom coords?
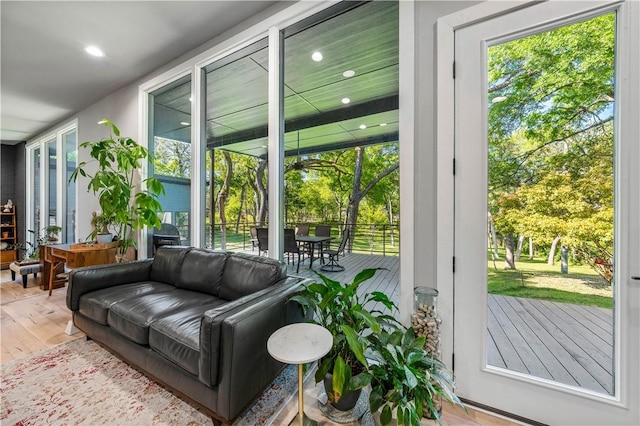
left=459, top=398, right=548, bottom=426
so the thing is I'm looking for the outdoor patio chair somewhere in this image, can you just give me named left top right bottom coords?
left=256, top=227, right=269, bottom=256
left=249, top=226, right=259, bottom=250
left=295, top=224, right=310, bottom=236
left=284, top=228, right=304, bottom=273
left=321, top=228, right=349, bottom=272
left=314, top=224, right=332, bottom=262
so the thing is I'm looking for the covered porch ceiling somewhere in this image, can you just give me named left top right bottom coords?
left=152, top=1, right=399, bottom=158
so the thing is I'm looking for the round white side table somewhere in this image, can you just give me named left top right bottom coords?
left=267, top=323, right=332, bottom=426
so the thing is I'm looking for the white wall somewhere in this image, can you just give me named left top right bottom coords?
left=73, top=84, right=140, bottom=239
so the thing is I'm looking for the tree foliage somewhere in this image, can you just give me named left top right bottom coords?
left=488, top=13, right=615, bottom=281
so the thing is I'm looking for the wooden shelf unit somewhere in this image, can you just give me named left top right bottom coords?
left=0, top=205, right=17, bottom=269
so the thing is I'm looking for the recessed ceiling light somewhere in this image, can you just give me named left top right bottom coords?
left=492, top=96, right=507, bottom=103
left=341, top=98, right=351, bottom=104
left=84, top=45, right=105, bottom=57
left=189, top=96, right=193, bottom=102
left=311, top=51, right=323, bottom=62
left=343, top=70, right=355, bottom=78
left=180, top=122, right=190, bottom=126
left=380, top=123, right=387, bottom=126
left=359, top=124, right=367, bottom=130
left=261, top=145, right=267, bottom=148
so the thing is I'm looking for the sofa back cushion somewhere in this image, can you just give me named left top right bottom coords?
left=219, top=253, right=286, bottom=300
left=175, top=248, right=229, bottom=296
left=150, top=246, right=192, bottom=285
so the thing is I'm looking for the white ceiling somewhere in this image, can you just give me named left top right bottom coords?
left=0, top=0, right=281, bottom=144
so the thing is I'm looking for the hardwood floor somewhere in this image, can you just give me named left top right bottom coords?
left=0, top=268, right=83, bottom=364
left=0, top=268, right=520, bottom=425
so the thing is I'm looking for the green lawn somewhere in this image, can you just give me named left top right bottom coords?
left=487, top=250, right=613, bottom=309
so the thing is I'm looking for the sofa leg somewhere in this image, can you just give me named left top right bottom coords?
left=86, top=336, right=92, bottom=341
left=210, top=417, right=223, bottom=426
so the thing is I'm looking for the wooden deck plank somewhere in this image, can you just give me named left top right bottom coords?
left=517, top=298, right=613, bottom=394
left=553, top=301, right=613, bottom=338
left=500, top=296, right=607, bottom=394
left=486, top=309, right=507, bottom=369
left=486, top=300, right=528, bottom=374
left=490, top=296, right=556, bottom=380
left=525, top=298, right=613, bottom=372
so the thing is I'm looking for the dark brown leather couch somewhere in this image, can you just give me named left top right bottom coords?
left=66, top=246, right=306, bottom=425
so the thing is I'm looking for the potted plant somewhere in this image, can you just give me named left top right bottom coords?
left=71, top=119, right=165, bottom=260
left=366, top=327, right=464, bottom=426
left=44, top=225, right=62, bottom=243
left=90, top=212, right=114, bottom=244
left=290, top=268, right=399, bottom=411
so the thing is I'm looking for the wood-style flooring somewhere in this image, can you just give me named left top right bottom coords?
left=0, top=268, right=519, bottom=425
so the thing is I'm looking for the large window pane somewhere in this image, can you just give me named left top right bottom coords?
left=204, top=39, right=269, bottom=250
left=282, top=1, right=400, bottom=260
left=46, top=138, right=57, bottom=229
left=150, top=75, right=192, bottom=254
left=63, top=129, right=77, bottom=243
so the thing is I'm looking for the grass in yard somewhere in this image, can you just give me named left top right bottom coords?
left=487, top=251, right=613, bottom=309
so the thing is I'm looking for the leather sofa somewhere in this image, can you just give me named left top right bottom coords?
left=66, top=246, right=306, bottom=425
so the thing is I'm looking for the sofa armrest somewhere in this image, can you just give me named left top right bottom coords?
left=209, top=276, right=308, bottom=420
left=66, top=259, right=154, bottom=311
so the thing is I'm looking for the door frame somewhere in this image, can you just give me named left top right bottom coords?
left=436, top=0, right=639, bottom=419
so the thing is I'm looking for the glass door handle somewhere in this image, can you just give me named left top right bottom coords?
left=632, top=276, right=640, bottom=280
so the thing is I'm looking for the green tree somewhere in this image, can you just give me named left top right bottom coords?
left=488, top=13, right=615, bottom=273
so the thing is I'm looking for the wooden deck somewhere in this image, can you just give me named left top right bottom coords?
left=487, top=294, right=614, bottom=395
left=280, top=251, right=614, bottom=396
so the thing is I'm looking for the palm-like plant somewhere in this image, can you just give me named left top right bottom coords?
left=290, top=268, right=399, bottom=406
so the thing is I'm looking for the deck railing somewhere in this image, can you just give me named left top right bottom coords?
left=208, top=222, right=399, bottom=256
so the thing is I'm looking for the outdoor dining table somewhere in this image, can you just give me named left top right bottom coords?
left=295, top=235, right=332, bottom=269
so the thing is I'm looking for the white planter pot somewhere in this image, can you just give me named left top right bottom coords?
left=96, top=233, right=113, bottom=244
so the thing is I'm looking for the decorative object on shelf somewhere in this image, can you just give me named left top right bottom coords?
left=70, top=119, right=165, bottom=261
left=0, top=204, right=17, bottom=269
left=290, top=268, right=399, bottom=412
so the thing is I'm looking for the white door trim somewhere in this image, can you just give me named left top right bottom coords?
left=435, top=0, right=538, bottom=371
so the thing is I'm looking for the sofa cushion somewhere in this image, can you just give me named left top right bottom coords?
left=175, top=249, right=229, bottom=296
left=150, top=246, right=192, bottom=286
left=79, top=281, right=174, bottom=325
left=149, top=301, right=226, bottom=376
left=219, top=253, right=286, bottom=301
left=107, top=289, right=219, bottom=345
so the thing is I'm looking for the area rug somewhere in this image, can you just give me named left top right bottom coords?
left=0, top=338, right=300, bottom=425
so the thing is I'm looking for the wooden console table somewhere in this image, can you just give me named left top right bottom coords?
left=41, top=242, right=121, bottom=295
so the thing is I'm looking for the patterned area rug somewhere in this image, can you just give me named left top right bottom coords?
left=0, top=338, right=299, bottom=426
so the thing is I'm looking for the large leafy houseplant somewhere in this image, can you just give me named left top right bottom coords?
left=290, top=268, right=399, bottom=408
left=70, top=119, right=165, bottom=258
left=367, top=327, right=463, bottom=426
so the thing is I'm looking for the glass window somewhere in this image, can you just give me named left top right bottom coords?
left=63, top=129, right=77, bottom=243
left=204, top=39, right=269, bottom=250
left=149, top=75, right=192, bottom=252
left=282, top=1, right=400, bottom=257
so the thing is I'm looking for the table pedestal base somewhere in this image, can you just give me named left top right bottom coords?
left=289, top=412, right=318, bottom=426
